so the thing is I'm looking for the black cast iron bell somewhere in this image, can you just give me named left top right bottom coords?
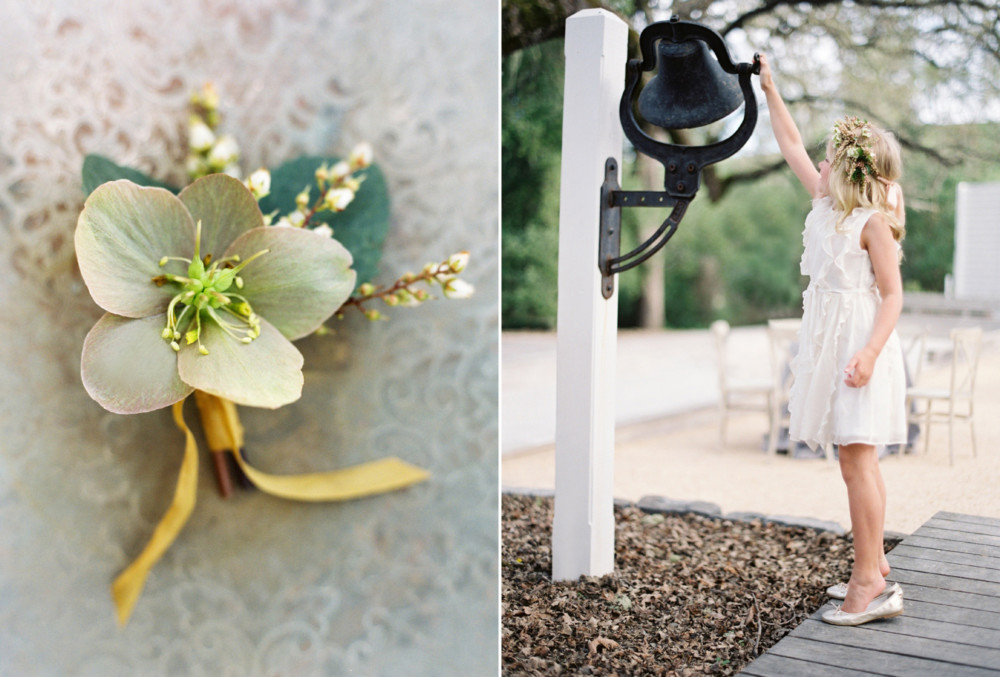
left=600, top=17, right=761, bottom=298
left=637, top=39, right=743, bottom=130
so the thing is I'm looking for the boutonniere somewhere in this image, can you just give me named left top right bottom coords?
left=76, top=83, right=473, bottom=625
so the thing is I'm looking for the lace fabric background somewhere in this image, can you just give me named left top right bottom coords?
left=0, top=1, right=498, bottom=674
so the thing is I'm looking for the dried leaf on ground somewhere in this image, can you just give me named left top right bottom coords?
left=502, top=494, right=898, bottom=676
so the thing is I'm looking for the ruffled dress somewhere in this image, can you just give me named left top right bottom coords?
left=787, top=197, right=907, bottom=450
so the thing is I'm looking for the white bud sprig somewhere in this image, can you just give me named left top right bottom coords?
left=244, top=168, right=271, bottom=200
left=207, top=135, right=240, bottom=171
left=189, top=82, right=220, bottom=127
left=323, top=187, right=355, bottom=212
left=331, top=251, right=473, bottom=324
left=185, top=83, right=240, bottom=181
left=442, top=278, right=475, bottom=299
left=348, top=142, right=373, bottom=171
left=188, top=119, right=216, bottom=152
left=275, top=144, right=372, bottom=232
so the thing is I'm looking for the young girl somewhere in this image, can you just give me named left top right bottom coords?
left=759, top=55, right=908, bottom=626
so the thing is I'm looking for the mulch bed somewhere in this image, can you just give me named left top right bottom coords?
left=502, top=494, right=898, bottom=676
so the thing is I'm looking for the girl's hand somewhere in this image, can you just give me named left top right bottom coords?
left=844, top=347, right=878, bottom=388
left=758, top=53, right=775, bottom=92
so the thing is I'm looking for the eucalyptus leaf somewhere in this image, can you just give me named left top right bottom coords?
left=259, top=156, right=390, bottom=289
left=82, top=154, right=179, bottom=197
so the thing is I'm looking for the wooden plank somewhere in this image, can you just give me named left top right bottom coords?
left=792, top=618, right=1000, bottom=669
left=845, top=612, right=1000, bottom=649
left=897, top=534, right=1000, bottom=560
left=935, top=511, right=1000, bottom=528
left=913, top=522, right=1000, bottom=548
left=745, top=513, right=1000, bottom=675
left=764, top=635, right=999, bottom=677
left=890, top=543, right=1000, bottom=572
left=889, top=575, right=1000, bottom=614
left=888, top=569, right=1000, bottom=605
left=889, top=554, right=1000, bottom=584
left=913, top=526, right=1000, bottom=549
left=736, top=649, right=881, bottom=677
left=923, top=517, right=1000, bottom=539
left=898, top=598, right=1000, bottom=631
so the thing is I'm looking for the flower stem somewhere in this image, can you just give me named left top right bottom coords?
left=211, top=450, right=233, bottom=499
left=299, top=195, right=325, bottom=229
left=193, top=390, right=248, bottom=498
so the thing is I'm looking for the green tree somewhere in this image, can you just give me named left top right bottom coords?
left=502, top=40, right=565, bottom=328
left=901, top=123, right=1000, bottom=291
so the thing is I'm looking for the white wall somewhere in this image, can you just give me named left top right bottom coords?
left=954, top=182, right=1000, bottom=300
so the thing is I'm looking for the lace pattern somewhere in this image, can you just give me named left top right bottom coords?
left=0, top=1, right=498, bottom=673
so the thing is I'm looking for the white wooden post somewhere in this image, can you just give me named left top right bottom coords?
left=552, top=9, right=628, bottom=582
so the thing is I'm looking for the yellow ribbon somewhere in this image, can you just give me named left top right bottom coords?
left=111, top=400, right=199, bottom=626
left=110, top=393, right=430, bottom=626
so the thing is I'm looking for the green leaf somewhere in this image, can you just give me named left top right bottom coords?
left=82, top=154, right=179, bottom=197
left=259, top=156, right=390, bottom=289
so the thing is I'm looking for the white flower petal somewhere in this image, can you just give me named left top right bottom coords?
left=81, top=313, right=193, bottom=414
left=176, top=317, right=303, bottom=409
left=75, top=180, right=196, bottom=318
left=225, top=226, right=356, bottom=340
left=177, top=174, right=263, bottom=261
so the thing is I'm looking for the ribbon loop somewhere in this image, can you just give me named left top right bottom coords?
left=110, top=393, right=429, bottom=626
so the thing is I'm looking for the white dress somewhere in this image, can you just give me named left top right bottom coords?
left=788, top=197, right=908, bottom=450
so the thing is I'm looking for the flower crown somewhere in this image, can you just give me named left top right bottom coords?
left=831, top=116, right=878, bottom=186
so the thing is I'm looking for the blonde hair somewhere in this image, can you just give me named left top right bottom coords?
left=827, top=118, right=905, bottom=244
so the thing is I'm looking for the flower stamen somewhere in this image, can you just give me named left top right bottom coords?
left=153, top=237, right=270, bottom=355
left=159, top=256, right=192, bottom=267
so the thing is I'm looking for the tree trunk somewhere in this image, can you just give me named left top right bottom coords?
left=637, top=127, right=666, bottom=328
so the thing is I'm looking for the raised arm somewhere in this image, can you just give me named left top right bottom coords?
left=758, top=55, right=822, bottom=198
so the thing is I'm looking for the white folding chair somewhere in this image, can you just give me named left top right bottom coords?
left=766, top=319, right=796, bottom=455
left=710, top=320, right=772, bottom=450
left=902, top=331, right=927, bottom=386
left=907, top=327, right=983, bottom=465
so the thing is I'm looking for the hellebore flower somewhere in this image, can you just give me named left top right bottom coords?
left=76, top=174, right=356, bottom=414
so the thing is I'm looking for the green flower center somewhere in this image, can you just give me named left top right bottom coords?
left=152, top=220, right=269, bottom=355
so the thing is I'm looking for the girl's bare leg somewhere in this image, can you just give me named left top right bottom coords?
left=838, top=443, right=886, bottom=612
left=875, top=460, right=890, bottom=577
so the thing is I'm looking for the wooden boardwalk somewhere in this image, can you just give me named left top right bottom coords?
left=737, top=511, right=1000, bottom=676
